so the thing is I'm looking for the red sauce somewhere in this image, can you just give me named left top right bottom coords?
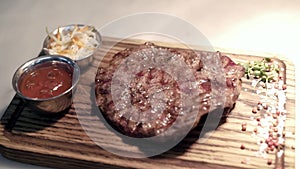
left=19, top=63, right=72, bottom=99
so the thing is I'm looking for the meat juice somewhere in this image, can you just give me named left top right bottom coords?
left=19, top=63, right=72, bottom=99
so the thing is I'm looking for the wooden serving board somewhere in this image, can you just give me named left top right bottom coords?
left=0, top=37, right=295, bottom=169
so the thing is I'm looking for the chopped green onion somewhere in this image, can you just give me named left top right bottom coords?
left=240, top=57, right=279, bottom=85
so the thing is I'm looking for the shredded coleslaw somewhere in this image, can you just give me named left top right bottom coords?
left=45, top=25, right=99, bottom=60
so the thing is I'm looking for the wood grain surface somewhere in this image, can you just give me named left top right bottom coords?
left=0, top=37, right=295, bottom=169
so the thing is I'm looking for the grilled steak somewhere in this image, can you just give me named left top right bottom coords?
left=95, top=42, right=244, bottom=140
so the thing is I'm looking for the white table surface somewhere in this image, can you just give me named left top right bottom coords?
left=0, top=0, right=299, bottom=168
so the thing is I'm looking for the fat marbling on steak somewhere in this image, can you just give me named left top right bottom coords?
left=95, top=42, right=244, bottom=139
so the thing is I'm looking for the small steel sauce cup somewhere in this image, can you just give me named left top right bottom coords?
left=42, top=24, right=102, bottom=69
left=12, top=55, right=80, bottom=113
